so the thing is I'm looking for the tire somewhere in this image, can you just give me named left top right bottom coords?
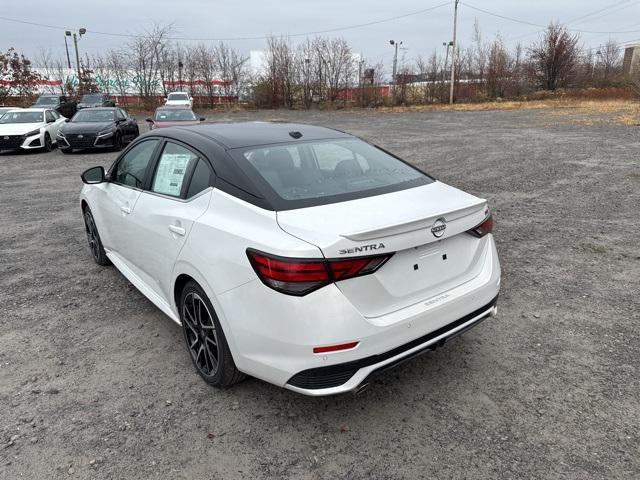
left=60, top=147, right=72, bottom=154
left=113, top=133, right=123, bottom=151
left=83, top=208, right=110, bottom=266
left=179, top=281, right=244, bottom=389
left=43, top=133, right=53, bottom=152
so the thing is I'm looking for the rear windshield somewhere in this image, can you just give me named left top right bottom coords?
left=232, top=138, right=432, bottom=209
left=168, top=93, right=189, bottom=100
left=73, top=110, right=115, bottom=122
left=154, top=109, right=196, bottom=121
left=35, top=96, right=59, bottom=105
left=81, top=94, right=103, bottom=102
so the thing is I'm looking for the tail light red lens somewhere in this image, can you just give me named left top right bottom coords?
left=467, top=213, right=494, bottom=238
left=247, top=249, right=393, bottom=296
left=313, top=341, right=359, bottom=354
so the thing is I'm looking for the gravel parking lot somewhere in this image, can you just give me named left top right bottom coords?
left=1, top=107, right=639, bottom=479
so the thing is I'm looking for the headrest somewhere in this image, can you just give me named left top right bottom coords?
left=266, top=148, right=294, bottom=170
left=334, top=158, right=363, bottom=177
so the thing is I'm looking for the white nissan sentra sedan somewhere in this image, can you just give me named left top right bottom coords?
left=79, top=123, right=500, bottom=396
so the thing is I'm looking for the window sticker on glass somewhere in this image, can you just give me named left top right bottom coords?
left=152, top=150, right=196, bottom=197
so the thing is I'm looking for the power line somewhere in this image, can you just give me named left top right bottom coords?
left=461, top=1, right=640, bottom=34
left=568, top=0, right=635, bottom=26
left=0, top=2, right=450, bottom=42
left=507, top=1, right=638, bottom=44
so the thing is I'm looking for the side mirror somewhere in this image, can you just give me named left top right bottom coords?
left=65, top=118, right=71, bottom=123
left=145, top=118, right=154, bottom=123
left=47, top=117, right=55, bottom=124
left=199, top=117, right=206, bottom=122
left=81, top=166, right=106, bottom=184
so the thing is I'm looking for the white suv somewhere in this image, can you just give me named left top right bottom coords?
left=165, top=92, right=193, bottom=108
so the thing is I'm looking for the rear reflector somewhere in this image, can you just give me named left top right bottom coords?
left=467, top=213, right=494, bottom=238
left=246, top=249, right=393, bottom=296
left=313, top=341, right=359, bottom=354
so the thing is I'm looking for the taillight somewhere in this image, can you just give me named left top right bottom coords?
left=246, top=249, right=393, bottom=296
left=467, top=213, right=494, bottom=238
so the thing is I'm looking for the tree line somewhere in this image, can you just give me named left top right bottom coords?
left=1, top=21, right=636, bottom=109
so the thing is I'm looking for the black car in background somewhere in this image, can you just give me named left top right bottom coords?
left=77, top=93, right=115, bottom=110
left=57, top=107, right=139, bottom=153
left=32, top=94, right=77, bottom=118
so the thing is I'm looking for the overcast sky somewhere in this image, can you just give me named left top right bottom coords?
left=3, top=0, right=640, bottom=72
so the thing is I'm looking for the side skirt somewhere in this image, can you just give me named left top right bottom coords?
left=106, top=251, right=181, bottom=325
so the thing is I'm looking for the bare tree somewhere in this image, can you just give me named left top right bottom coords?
left=158, top=42, right=179, bottom=98
left=486, top=35, right=510, bottom=98
left=106, top=49, right=130, bottom=106
left=262, top=36, right=297, bottom=108
left=127, top=23, right=172, bottom=108
left=597, top=39, right=623, bottom=85
left=318, top=38, right=354, bottom=104
left=215, top=42, right=248, bottom=103
left=35, top=49, right=71, bottom=95
left=472, top=18, right=488, bottom=87
left=90, top=53, right=114, bottom=94
left=529, top=23, right=580, bottom=91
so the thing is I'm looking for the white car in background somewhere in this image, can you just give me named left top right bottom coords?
left=164, top=92, right=193, bottom=108
left=0, top=108, right=65, bottom=152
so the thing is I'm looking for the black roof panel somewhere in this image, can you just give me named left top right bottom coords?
left=171, top=121, right=351, bottom=149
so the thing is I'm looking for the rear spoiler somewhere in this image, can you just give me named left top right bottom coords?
left=341, top=200, right=487, bottom=241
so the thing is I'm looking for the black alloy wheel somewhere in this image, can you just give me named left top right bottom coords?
left=44, top=133, right=53, bottom=152
left=182, top=291, right=220, bottom=377
left=83, top=209, right=110, bottom=266
left=179, top=281, right=244, bottom=388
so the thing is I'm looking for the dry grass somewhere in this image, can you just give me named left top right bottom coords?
left=369, top=99, right=640, bottom=126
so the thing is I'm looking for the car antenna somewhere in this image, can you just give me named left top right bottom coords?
left=289, top=131, right=303, bottom=139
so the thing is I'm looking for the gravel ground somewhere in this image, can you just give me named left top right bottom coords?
left=1, top=108, right=639, bottom=479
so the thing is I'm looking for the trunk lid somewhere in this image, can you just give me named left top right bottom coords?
left=277, top=182, right=489, bottom=317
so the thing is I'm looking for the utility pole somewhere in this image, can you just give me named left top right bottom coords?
left=73, top=33, right=81, bottom=89
left=64, top=32, right=72, bottom=69
left=67, top=28, right=86, bottom=93
left=390, top=39, right=402, bottom=84
left=449, top=0, right=459, bottom=104
left=442, top=41, right=452, bottom=83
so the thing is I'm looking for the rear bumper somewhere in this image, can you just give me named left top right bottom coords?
left=217, top=235, right=501, bottom=395
left=286, top=296, right=498, bottom=395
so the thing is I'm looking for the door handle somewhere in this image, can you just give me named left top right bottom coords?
left=168, top=225, right=186, bottom=236
left=120, top=206, right=131, bottom=215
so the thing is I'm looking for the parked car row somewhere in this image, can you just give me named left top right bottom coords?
left=0, top=105, right=138, bottom=153
left=0, top=91, right=205, bottom=153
